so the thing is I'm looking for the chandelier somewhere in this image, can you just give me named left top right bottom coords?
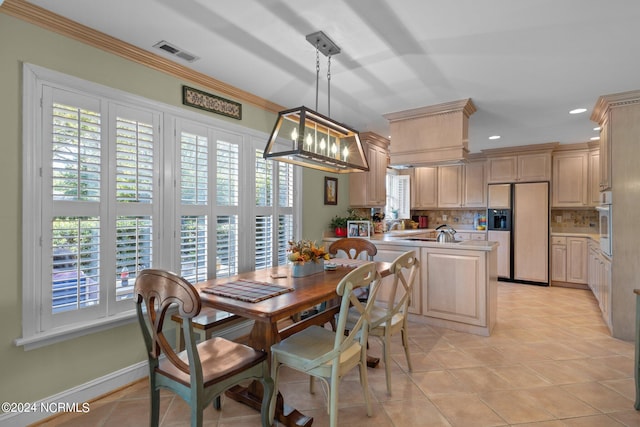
left=263, top=31, right=369, bottom=173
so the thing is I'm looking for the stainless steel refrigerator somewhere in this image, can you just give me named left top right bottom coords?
left=488, top=182, right=549, bottom=285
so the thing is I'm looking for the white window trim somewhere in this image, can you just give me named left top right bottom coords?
left=18, top=64, right=301, bottom=349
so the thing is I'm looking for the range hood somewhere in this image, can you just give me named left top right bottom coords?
left=383, top=98, right=476, bottom=167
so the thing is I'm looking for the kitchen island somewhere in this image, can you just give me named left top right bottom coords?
left=323, top=231, right=499, bottom=336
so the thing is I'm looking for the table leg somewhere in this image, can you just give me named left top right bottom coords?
left=224, top=319, right=314, bottom=426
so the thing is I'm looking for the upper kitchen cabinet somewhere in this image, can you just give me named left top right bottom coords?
left=552, top=146, right=589, bottom=207
left=482, top=143, right=557, bottom=183
left=349, top=132, right=389, bottom=207
left=411, top=167, right=438, bottom=209
left=437, top=165, right=462, bottom=208
left=384, top=99, right=476, bottom=167
left=589, top=142, right=600, bottom=206
left=463, top=158, right=487, bottom=207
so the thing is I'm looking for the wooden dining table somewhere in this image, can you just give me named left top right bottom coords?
left=197, top=260, right=391, bottom=427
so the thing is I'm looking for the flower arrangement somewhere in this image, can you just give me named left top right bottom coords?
left=287, top=240, right=330, bottom=264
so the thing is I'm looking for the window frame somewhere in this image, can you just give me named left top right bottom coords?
left=19, top=64, right=301, bottom=350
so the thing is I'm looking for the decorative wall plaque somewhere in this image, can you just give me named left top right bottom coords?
left=182, top=85, right=242, bottom=120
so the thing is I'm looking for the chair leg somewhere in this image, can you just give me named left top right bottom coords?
left=329, top=373, right=339, bottom=427
left=383, top=334, right=392, bottom=395
left=213, top=395, right=221, bottom=410
left=359, top=356, right=372, bottom=417
left=150, top=385, right=160, bottom=427
left=401, top=327, right=413, bottom=372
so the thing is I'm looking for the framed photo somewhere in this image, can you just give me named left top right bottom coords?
left=347, top=220, right=370, bottom=238
left=324, top=177, right=338, bottom=205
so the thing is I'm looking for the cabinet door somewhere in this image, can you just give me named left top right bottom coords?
left=513, top=182, right=549, bottom=283
left=412, top=167, right=437, bottom=208
left=488, top=230, right=510, bottom=278
left=437, top=165, right=462, bottom=207
left=487, top=156, right=517, bottom=183
left=552, top=151, right=588, bottom=207
left=551, top=244, right=567, bottom=282
left=589, top=150, right=600, bottom=206
left=463, top=160, right=487, bottom=207
left=518, top=153, right=551, bottom=182
left=349, top=142, right=387, bottom=207
left=488, top=183, right=511, bottom=209
left=566, top=237, right=588, bottom=284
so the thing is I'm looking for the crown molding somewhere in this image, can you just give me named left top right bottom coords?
left=0, top=0, right=284, bottom=113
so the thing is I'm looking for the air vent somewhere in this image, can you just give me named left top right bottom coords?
left=152, top=40, right=199, bottom=63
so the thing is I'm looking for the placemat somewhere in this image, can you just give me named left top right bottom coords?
left=201, top=279, right=293, bottom=303
left=328, top=258, right=369, bottom=268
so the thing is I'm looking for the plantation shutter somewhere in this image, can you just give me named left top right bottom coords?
left=215, top=136, right=240, bottom=278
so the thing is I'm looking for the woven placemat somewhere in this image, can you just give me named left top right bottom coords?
left=201, top=279, right=293, bottom=303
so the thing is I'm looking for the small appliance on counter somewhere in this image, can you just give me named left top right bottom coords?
left=412, top=215, right=429, bottom=228
left=435, top=224, right=457, bottom=243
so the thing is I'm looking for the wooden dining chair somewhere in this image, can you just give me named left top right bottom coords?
left=268, top=262, right=380, bottom=427
left=134, top=269, right=274, bottom=427
left=346, top=250, right=419, bottom=395
left=328, top=237, right=377, bottom=260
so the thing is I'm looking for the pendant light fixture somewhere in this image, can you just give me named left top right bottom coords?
left=263, top=31, right=369, bottom=173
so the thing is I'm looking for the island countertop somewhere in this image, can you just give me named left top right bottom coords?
left=323, top=232, right=499, bottom=252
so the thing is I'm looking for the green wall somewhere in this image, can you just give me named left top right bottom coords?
left=0, top=13, right=347, bottom=403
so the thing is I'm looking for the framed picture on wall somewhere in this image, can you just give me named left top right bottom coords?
left=324, top=177, right=338, bottom=205
left=347, top=220, right=370, bottom=238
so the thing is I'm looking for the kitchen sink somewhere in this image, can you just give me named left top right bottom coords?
left=399, top=237, right=462, bottom=243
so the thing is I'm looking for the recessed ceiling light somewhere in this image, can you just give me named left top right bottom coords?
left=593, top=126, right=601, bottom=131
left=569, top=108, right=587, bottom=114
left=488, top=135, right=501, bottom=140
left=590, top=136, right=600, bottom=141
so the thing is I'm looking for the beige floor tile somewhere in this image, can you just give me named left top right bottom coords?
left=560, top=414, right=626, bottom=426
left=411, top=370, right=471, bottom=396
left=521, top=385, right=600, bottom=418
left=382, top=398, right=452, bottom=427
left=429, top=394, right=507, bottom=426
left=479, top=389, right=555, bottom=424
left=561, top=381, right=635, bottom=413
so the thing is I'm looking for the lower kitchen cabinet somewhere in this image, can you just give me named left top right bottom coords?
left=588, top=240, right=612, bottom=330
left=420, top=247, right=497, bottom=335
left=488, top=230, right=510, bottom=279
left=551, top=236, right=587, bottom=285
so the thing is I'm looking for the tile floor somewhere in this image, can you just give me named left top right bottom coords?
left=36, top=283, right=640, bottom=427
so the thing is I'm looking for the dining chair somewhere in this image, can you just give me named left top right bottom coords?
left=268, top=262, right=380, bottom=427
left=134, top=269, right=274, bottom=427
left=328, top=237, right=377, bottom=260
left=347, top=250, right=419, bottom=395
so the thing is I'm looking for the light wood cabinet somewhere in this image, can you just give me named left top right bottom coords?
left=551, top=236, right=567, bottom=282
left=437, top=165, right=462, bottom=208
left=488, top=183, right=511, bottom=209
left=599, top=117, right=611, bottom=191
left=463, top=160, right=487, bottom=207
left=552, top=150, right=589, bottom=207
left=487, top=153, right=551, bottom=183
left=589, top=148, right=600, bottom=206
left=551, top=236, right=587, bottom=285
left=588, top=239, right=611, bottom=330
left=436, top=161, right=487, bottom=208
left=421, top=247, right=495, bottom=332
left=411, top=167, right=437, bottom=208
left=349, top=134, right=388, bottom=207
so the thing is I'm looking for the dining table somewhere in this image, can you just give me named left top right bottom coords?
left=197, top=259, right=391, bottom=427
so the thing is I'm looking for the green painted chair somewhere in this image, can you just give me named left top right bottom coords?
left=268, top=262, right=380, bottom=427
left=135, top=269, right=274, bottom=427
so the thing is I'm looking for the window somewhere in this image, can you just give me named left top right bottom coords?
left=21, top=64, right=300, bottom=348
left=385, top=172, right=410, bottom=219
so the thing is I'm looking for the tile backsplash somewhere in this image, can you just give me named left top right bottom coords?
left=551, top=208, right=599, bottom=233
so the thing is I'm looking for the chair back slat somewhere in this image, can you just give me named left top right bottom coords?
left=135, top=269, right=202, bottom=376
left=329, top=238, right=377, bottom=260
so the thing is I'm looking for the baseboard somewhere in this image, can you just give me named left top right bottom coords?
left=0, top=361, right=148, bottom=427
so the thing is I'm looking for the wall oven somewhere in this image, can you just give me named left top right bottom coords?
left=596, top=191, right=612, bottom=257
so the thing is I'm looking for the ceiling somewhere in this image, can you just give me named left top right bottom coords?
left=22, top=0, right=640, bottom=153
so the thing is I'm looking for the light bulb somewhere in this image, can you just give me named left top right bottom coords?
left=331, top=142, right=337, bottom=155
left=319, top=138, right=326, bottom=151
left=305, top=133, right=313, bottom=147
left=342, top=146, right=349, bottom=160
left=291, top=127, right=298, bottom=141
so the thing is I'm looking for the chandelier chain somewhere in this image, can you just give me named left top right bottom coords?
left=315, top=41, right=320, bottom=112
left=327, top=54, right=332, bottom=117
